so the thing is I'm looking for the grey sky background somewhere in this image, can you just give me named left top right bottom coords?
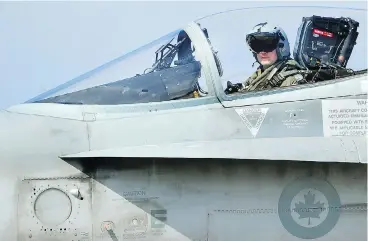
left=0, top=1, right=367, bottom=109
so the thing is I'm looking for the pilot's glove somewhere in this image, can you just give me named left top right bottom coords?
left=224, top=81, right=244, bottom=94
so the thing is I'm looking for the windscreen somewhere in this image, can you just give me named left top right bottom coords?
left=195, top=6, right=367, bottom=92
left=29, top=29, right=209, bottom=105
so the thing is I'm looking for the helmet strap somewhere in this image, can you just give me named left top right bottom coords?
left=252, top=51, right=260, bottom=65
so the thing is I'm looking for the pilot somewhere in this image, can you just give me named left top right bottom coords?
left=225, top=22, right=309, bottom=94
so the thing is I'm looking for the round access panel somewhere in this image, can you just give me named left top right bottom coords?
left=34, top=188, right=72, bottom=226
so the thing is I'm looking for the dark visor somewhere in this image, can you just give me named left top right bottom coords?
left=246, top=33, right=279, bottom=53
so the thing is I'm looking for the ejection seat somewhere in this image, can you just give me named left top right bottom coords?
left=292, top=15, right=362, bottom=83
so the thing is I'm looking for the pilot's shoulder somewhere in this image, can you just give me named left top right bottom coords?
left=284, top=58, right=303, bottom=69
left=281, top=59, right=307, bottom=84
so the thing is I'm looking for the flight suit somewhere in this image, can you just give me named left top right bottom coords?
left=241, top=59, right=307, bottom=92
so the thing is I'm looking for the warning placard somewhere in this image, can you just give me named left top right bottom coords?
left=235, top=107, right=269, bottom=137
left=322, top=99, right=368, bottom=136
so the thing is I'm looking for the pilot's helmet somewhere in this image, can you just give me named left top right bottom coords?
left=245, top=22, right=290, bottom=61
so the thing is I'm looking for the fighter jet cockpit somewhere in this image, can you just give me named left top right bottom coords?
left=194, top=6, right=367, bottom=96
left=26, top=6, right=366, bottom=106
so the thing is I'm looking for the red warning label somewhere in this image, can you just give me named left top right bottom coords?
left=313, top=29, right=334, bottom=37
